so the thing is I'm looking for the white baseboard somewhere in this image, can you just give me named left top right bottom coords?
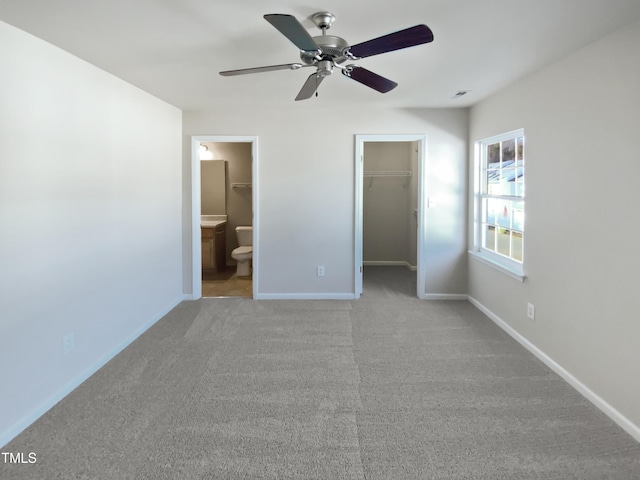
left=468, top=296, right=640, bottom=443
left=0, top=295, right=184, bottom=448
left=256, top=292, right=466, bottom=301
left=420, top=293, right=468, bottom=300
left=255, top=292, right=467, bottom=301
left=255, top=293, right=356, bottom=300
left=364, top=261, right=417, bottom=271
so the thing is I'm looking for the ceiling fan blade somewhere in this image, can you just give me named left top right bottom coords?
left=264, top=14, right=320, bottom=53
left=295, top=73, right=324, bottom=101
left=344, top=66, right=398, bottom=93
left=349, top=24, right=434, bottom=59
left=220, top=63, right=307, bottom=76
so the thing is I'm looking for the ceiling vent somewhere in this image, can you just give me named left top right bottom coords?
left=452, top=90, right=470, bottom=99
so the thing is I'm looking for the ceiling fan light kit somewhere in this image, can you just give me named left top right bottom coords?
left=219, top=12, right=434, bottom=101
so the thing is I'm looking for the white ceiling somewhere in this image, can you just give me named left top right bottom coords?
left=2, top=0, right=640, bottom=110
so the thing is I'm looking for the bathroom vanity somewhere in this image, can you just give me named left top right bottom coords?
left=201, top=215, right=227, bottom=272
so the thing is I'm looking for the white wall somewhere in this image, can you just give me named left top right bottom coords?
left=468, top=20, right=640, bottom=437
left=0, top=21, right=183, bottom=446
left=183, top=107, right=468, bottom=298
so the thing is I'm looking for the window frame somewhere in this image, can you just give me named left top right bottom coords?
left=471, top=129, right=526, bottom=280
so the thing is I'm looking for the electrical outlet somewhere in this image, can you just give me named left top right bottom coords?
left=63, top=332, right=75, bottom=354
left=317, top=266, right=325, bottom=277
left=527, top=303, right=535, bottom=320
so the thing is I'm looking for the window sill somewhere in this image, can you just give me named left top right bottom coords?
left=468, top=250, right=526, bottom=282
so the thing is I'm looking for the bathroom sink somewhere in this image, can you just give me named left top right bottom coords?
left=201, top=215, right=227, bottom=228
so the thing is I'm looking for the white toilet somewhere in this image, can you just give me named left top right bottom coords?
left=231, top=226, right=253, bottom=277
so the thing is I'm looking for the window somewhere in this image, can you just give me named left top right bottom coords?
left=472, top=129, right=525, bottom=277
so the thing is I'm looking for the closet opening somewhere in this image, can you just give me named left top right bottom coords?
left=354, top=135, right=427, bottom=299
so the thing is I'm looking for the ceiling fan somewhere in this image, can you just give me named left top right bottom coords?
left=220, top=12, right=434, bottom=101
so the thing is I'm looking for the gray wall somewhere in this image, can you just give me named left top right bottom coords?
left=183, top=107, right=468, bottom=298
left=200, top=160, right=226, bottom=215
left=0, top=21, right=183, bottom=446
left=468, top=20, right=640, bottom=434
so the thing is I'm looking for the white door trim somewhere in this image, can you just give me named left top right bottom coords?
left=354, top=134, right=427, bottom=299
left=191, top=135, right=259, bottom=300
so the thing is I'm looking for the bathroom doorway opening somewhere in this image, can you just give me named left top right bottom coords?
left=191, top=136, right=258, bottom=299
left=354, top=135, right=426, bottom=299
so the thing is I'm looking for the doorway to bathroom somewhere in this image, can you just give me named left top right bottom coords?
left=354, top=135, right=427, bottom=299
left=191, top=136, right=258, bottom=299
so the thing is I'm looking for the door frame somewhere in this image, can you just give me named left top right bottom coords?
left=191, top=135, right=259, bottom=299
left=354, top=134, right=427, bottom=298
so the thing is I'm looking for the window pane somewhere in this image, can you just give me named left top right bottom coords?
left=512, top=232, right=523, bottom=261
left=484, top=198, right=499, bottom=226
left=496, top=202, right=511, bottom=229
left=487, top=143, right=500, bottom=168
left=515, top=181, right=524, bottom=197
left=484, top=225, right=496, bottom=251
left=512, top=201, right=524, bottom=233
left=486, top=169, right=500, bottom=194
left=515, top=167, right=524, bottom=181
left=502, top=139, right=515, bottom=162
left=516, top=137, right=524, bottom=165
left=515, top=167, right=524, bottom=197
left=501, top=167, right=517, bottom=195
left=496, top=228, right=510, bottom=256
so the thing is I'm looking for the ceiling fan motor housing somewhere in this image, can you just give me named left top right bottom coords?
left=300, top=35, right=350, bottom=65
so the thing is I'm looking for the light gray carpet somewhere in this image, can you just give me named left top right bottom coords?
left=3, top=267, right=640, bottom=479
